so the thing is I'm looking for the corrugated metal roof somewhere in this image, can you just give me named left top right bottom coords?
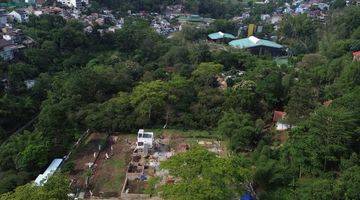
left=353, top=51, right=360, bottom=56
left=229, top=36, right=283, bottom=49
left=34, top=158, right=63, bottom=186
left=273, top=111, right=286, bottom=122
left=208, top=31, right=236, bottom=40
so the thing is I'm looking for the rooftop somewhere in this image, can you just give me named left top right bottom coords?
left=229, top=36, right=283, bottom=49
left=208, top=31, right=236, bottom=40
left=273, top=111, right=286, bottom=122
left=34, top=158, right=63, bottom=186
left=353, top=50, right=360, bottom=56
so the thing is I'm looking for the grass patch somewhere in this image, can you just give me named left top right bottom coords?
left=102, top=172, right=124, bottom=191
left=104, top=159, right=125, bottom=169
left=95, top=159, right=126, bottom=192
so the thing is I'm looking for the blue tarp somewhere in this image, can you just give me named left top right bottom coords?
left=240, top=193, right=253, bottom=200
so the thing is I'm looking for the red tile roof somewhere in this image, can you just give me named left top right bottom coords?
left=353, top=51, right=360, bottom=56
left=273, top=111, right=286, bottom=122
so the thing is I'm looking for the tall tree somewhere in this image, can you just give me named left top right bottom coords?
left=130, top=80, right=169, bottom=125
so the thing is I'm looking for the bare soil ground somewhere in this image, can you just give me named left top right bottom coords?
left=69, top=132, right=108, bottom=190
left=90, top=134, right=136, bottom=198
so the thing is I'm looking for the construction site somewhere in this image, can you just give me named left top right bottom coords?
left=62, top=129, right=226, bottom=199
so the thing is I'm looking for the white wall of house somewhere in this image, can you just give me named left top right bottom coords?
left=276, top=122, right=291, bottom=131
left=57, top=0, right=87, bottom=8
left=137, top=129, right=154, bottom=149
left=8, top=11, right=28, bottom=23
left=8, top=11, right=22, bottom=22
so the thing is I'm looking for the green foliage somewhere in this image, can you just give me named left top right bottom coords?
left=337, top=166, right=360, bottom=200
left=294, top=179, right=338, bottom=200
left=176, top=24, right=208, bottom=42
left=0, top=171, right=30, bottom=195
left=278, top=14, right=318, bottom=54
left=191, top=62, right=223, bottom=88
left=210, top=19, right=237, bottom=34
left=131, top=80, right=169, bottom=124
left=329, top=6, right=360, bottom=40
left=285, top=80, right=319, bottom=125
left=212, top=50, right=257, bottom=71
left=189, top=88, right=224, bottom=129
left=85, top=92, right=135, bottom=131
left=217, top=110, right=259, bottom=151
left=331, top=0, right=346, bottom=9
left=0, top=173, right=69, bottom=200
left=254, top=159, right=294, bottom=192
left=0, top=131, right=48, bottom=172
left=0, top=94, right=36, bottom=131
left=246, top=61, right=285, bottom=110
left=160, top=146, right=251, bottom=200
left=61, top=161, right=75, bottom=173
left=144, top=177, right=160, bottom=195
left=286, top=106, right=358, bottom=175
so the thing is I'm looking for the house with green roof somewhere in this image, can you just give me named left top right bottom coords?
left=229, top=36, right=285, bottom=56
left=208, top=31, right=236, bottom=42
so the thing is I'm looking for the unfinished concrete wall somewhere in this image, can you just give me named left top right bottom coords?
left=120, top=177, right=150, bottom=200
left=126, top=172, right=142, bottom=181
left=120, top=193, right=150, bottom=200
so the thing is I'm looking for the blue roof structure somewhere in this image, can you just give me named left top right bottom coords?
left=229, top=36, right=283, bottom=49
left=240, top=193, right=253, bottom=200
left=208, top=31, right=236, bottom=40
left=34, top=158, right=63, bottom=186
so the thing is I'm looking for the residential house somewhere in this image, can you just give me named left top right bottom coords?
left=208, top=31, right=236, bottom=43
left=270, top=15, right=282, bottom=25
left=57, top=0, right=88, bottom=8
left=0, top=39, right=16, bottom=61
left=0, top=9, right=7, bottom=27
left=136, top=129, right=154, bottom=150
left=273, top=111, right=291, bottom=131
left=8, top=9, right=29, bottom=23
left=260, top=14, right=270, bottom=21
left=317, top=3, right=330, bottom=10
left=229, top=36, right=285, bottom=56
left=2, top=28, right=25, bottom=44
left=353, top=50, right=360, bottom=61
